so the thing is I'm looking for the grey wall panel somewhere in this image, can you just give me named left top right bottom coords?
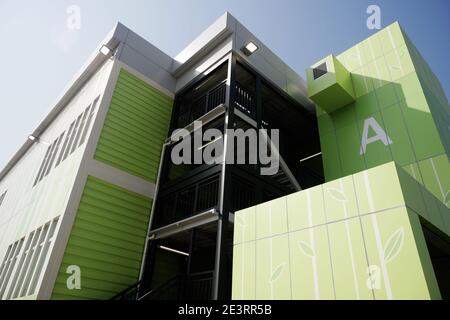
left=119, top=45, right=176, bottom=93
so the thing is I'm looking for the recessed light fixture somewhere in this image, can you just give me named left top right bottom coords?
left=158, top=245, right=189, bottom=257
left=299, top=152, right=322, bottom=163
left=197, top=136, right=223, bottom=150
left=241, top=41, right=258, bottom=56
left=99, top=45, right=112, bottom=56
left=28, top=135, right=39, bottom=142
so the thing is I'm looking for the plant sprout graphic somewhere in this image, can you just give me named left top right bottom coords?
left=366, top=227, right=405, bottom=292
left=269, top=263, right=286, bottom=284
left=382, top=227, right=404, bottom=264
left=327, top=187, right=347, bottom=202
left=298, top=241, right=315, bottom=258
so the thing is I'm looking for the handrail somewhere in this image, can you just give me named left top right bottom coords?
left=188, top=270, right=214, bottom=278
left=110, top=274, right=183, bottom=300
left=110, top=280, right=143, bottom=300
left=111, top=271, right=215, bottom=300
left=177, top=80, right=227, bottom=128
left=138, top=274, right=183, bottom=300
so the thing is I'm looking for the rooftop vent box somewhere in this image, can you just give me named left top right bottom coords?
left=306, top=55, right=355, bottom=114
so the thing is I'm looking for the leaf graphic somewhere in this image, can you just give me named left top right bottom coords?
left=235, top=215, right=245, bottom=226
left=383, top=228, right=404, bottom=264
left=444, top=190, right=450, bottom=207
left=327, top=188, right=347, bottom=202
left=298, top=241, right=315, bottom=258
left=269, top=263, right=285, bottom=283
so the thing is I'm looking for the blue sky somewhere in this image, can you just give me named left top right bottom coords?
left=0, top=0, right=449, bottom=169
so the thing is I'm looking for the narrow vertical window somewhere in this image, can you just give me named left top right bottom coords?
left=0, top=191, right=6, bottom=207
left=78, top=96, right=100, bottom=147
left=44, top=132, right=65, bottom=178
left=9, top=232, right=34, bottom=299
left=70, top=106, right=90, bottom=154
left=33, top=145, right=52, bottom=187
left=1, top=217, right=60, bottom=299
left=37, top=140, right=58, bottom=184
left=55, top=121, right=76, bottom=168
left=28, top=217, right=58, bottom=296
left=0, top=237, right=24, bottom=299
left=19, top=227, right=43, bottom=297
left=62, top=114, right=83, bottom=162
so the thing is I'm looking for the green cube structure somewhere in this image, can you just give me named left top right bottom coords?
left=307, top=55, right=355, bottom=113
left=311, top=22, right=450, bottom=208
left=233, top=21, right=450, bottom=300
left=233, top=162, right=449, bottom=300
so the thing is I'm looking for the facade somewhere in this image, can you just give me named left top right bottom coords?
left=0, top=13, right=448, bottom=301
left=232, top=21, right=450, bottom=300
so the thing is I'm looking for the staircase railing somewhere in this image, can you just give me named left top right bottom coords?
left=110, top=280, right=145, bottom=300
left=110, top=271, right=215, bottom=300
left=139, top=275, right=184, bottom=300
left=184, top=271, right=214, bottom=300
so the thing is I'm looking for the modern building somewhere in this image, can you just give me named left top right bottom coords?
left=0, top=13, right=448, bottom=300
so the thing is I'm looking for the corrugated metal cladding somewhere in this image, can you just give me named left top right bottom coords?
left=95, top=69, right=173, bottom=182
left=51, top=176, right=152, bottom=299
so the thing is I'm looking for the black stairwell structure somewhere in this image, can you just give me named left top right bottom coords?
left=112, top=54, right=325, bottom=300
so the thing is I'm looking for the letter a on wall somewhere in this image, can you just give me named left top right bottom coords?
left=360, top=117, right=393, bottom=155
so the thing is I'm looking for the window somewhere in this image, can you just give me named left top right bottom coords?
left=33, top=95, right=100, bottom=187
left=70, top=105, right=91, bottom=154
left=33, top=144, right=53, bottom=187
left=62, top=114, right=83, bottom=162
left=43, top=133, right=65, bottom=178
left=78, top=96, right=100, bottom=147
left=55, top=121, right=76, bottom=167
left=0, top=217, right=59, bottom=300
left=313, top=62, right=328, bottom=80
left=0, top=237, right=24, bottom=298
left=0, top=191, right=7, bottom=207
left=34, top=138, right=58, bottom=186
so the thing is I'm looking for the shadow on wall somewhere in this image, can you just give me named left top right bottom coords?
left=318, top=73, right=449, bottom=207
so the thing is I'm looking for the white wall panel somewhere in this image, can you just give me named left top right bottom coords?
left=0, top=59, right=114, bottom=274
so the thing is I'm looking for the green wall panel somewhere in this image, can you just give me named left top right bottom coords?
left=307, top=55, right=355, bottom=113
left=232, top=162, right=449, bottom=300
left=289, top=226, right=335, bottom=300
left=95, top=69, right=173, bottom=182
left=255, top=198, right=288, bottom=240
left=360, top=207, right=440, bottom=299
left=381, top=104, right=416, bottom=166
left=308, top=22, right=449, bottom=209
left=418, top=154, right=450, bottom=209
left=403, top=29, right=450, bottom=158
left=336, top=123, right=365, bottom=176
left=255, top=234, right=292, bottom=300
left=319, top=132, right=342, bottom=181
left=328, top=217, right=373, bottom=299
left=51, top=176, right=152, bottom=300
left=232, top=241, right=256, bottom=300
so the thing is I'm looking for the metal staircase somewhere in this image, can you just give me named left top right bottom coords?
left=271, top=168, right=297, bottom=192
left=110, top=271, right=214, bottom=300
